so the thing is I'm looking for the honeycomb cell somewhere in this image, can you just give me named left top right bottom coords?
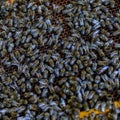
left=50, top=0, right=71, bottom=6
left=59, top=24, right=70, bottom=40
left=108, top=0, right=120, bottom=15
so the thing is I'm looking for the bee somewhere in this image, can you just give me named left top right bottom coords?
left=38, top=103, right=49, bottom=112
left=80, top=70, right=86, bottom=80
left=97, top=49, right=105, bottom=57
left=29, top=94, right=38, bottom=104
left=107, top=100, right=113, bottom=110
left=48, top=74, right=55, bottom=83
left=86, top=73, right=93, bottom=81
left=31, top=67, right=38, bottom=76
left=54, top=68, right=59, bottom=77
left=44, top=113, right=50, bottom=120
left=110, top=70, right=118, bottom=79
left=114, top=23, right=120, bottom=29
left=60, top=98, right=66, bottom=107
left=95, top=101, right=101, bottom=110
left=110, top=0, right=115, bottom=8
left=0, top=109, right=8, bottom=115
left=39, top=79, right=48, bottom=87
left=88, top=81, right=93, bottom=90
left=45, top=19, right=51, bottom=26
left=98, top=60, right=107, bottom=66
left=116, top=62, right=120, bottom=69
left=21, top=35, right=26, bottom=44
left=34, top=85, right=41, bottom=94
left=71, top=32, right=80, bottom=38
left=63, top=41, right=71, bottom=49
left=99, top=82, right=105, bottom=89
left=86, top=67, right=93, bottom=75
left=115, top=78, right=119, bottom=88
left=89, top=51, right=97, bottom=60
left=95, top=76, right=101, bottom=83
left=107, top=113, right=115, bottom=120
left=85, top=21, right=91, bottom=31
left=100, top=35, right=108, bottom=41
left=35, top=71, right=42, bottom=78
left=64, top=71, right=71, bottom=77
left=108, top=66, right=114, bottom=75
left=112, top=55, right=119, bottom=64
left=67, top=22, right=74, bottom=28
left=77, top=91, right=83, bottom=102
left=65, top=3, right=73, bottom=8
left=107, top=22, right=114, bottom=30
left=118, top=68, right=120, bottom=78
left=92, top=29, right=100, bottom=38
left=62, top=8, right=74, bottom=14
left=0, top=41, right=4, bottom=51
left=0, top=48, right=8, bottom=57
left=101, top=74, right=109, bottom=81
left=47, top=37, right=54, bottom=46
left=88, top=91, right=95, bottom=100
left=51, top=53, right=60, bottom=61
left=83, top=45, right=89, bottom=54
left=83, top=102, right=89, bottom=111
left=42, top=88, right=48, bottom=97
left=55, top=61, right=63, bottom=70
left=83, top=91, right=89, bottom=100
left=48, top=59, right=54, bottom=67
left=113, top=113, right=118, bottom=120
left=89, top=99, right=95, bottom=108
left=93, top=21, right=101, bottom=30
left=26, top=81, right=32, bottom=90
left=100, top=102, right=106, bottom=112
left=97, top=66, right=108, bottom=74
left=74, top=51, right=80, bottom=59
left=110, top=51, right=118, bottom=58
left=33, top=60, right=39, bottom=67
left=27, top=2, right=34, bottom=9
left=114, top=43, right=120, bottom=49
left=72, top=64, right=78, bottom=73
left=15, top=106, right=26, bottom=113
left=19, top=47, right=25, bottom=54
left=43, top=70, right=48, bottom=79
left=58, top=78, right=67, bottom=85
left=81, top=55, right=90, bottom=61
left=56, top=4, right=64, bottom=12
left=31, top=29, right=39, bottom=38
left=6, top=77, right=13, bottom=84
left=46, top=65, right=54, bottom=73
left=60, top=68, right=65, bottom=76
left=92, top=62, right=97, bottom=72
left=36, top=113, right=45, bottom=120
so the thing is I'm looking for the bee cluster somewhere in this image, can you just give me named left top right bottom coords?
left=0, top=0, right=120, bottom=119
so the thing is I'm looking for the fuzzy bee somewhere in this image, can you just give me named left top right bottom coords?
left=97, top=66, right=109, bottom=74
left=94, top=101, right=101, bottom=110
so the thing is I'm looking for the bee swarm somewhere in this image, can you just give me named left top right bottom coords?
left=0, top=0, right=120, bottom=120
